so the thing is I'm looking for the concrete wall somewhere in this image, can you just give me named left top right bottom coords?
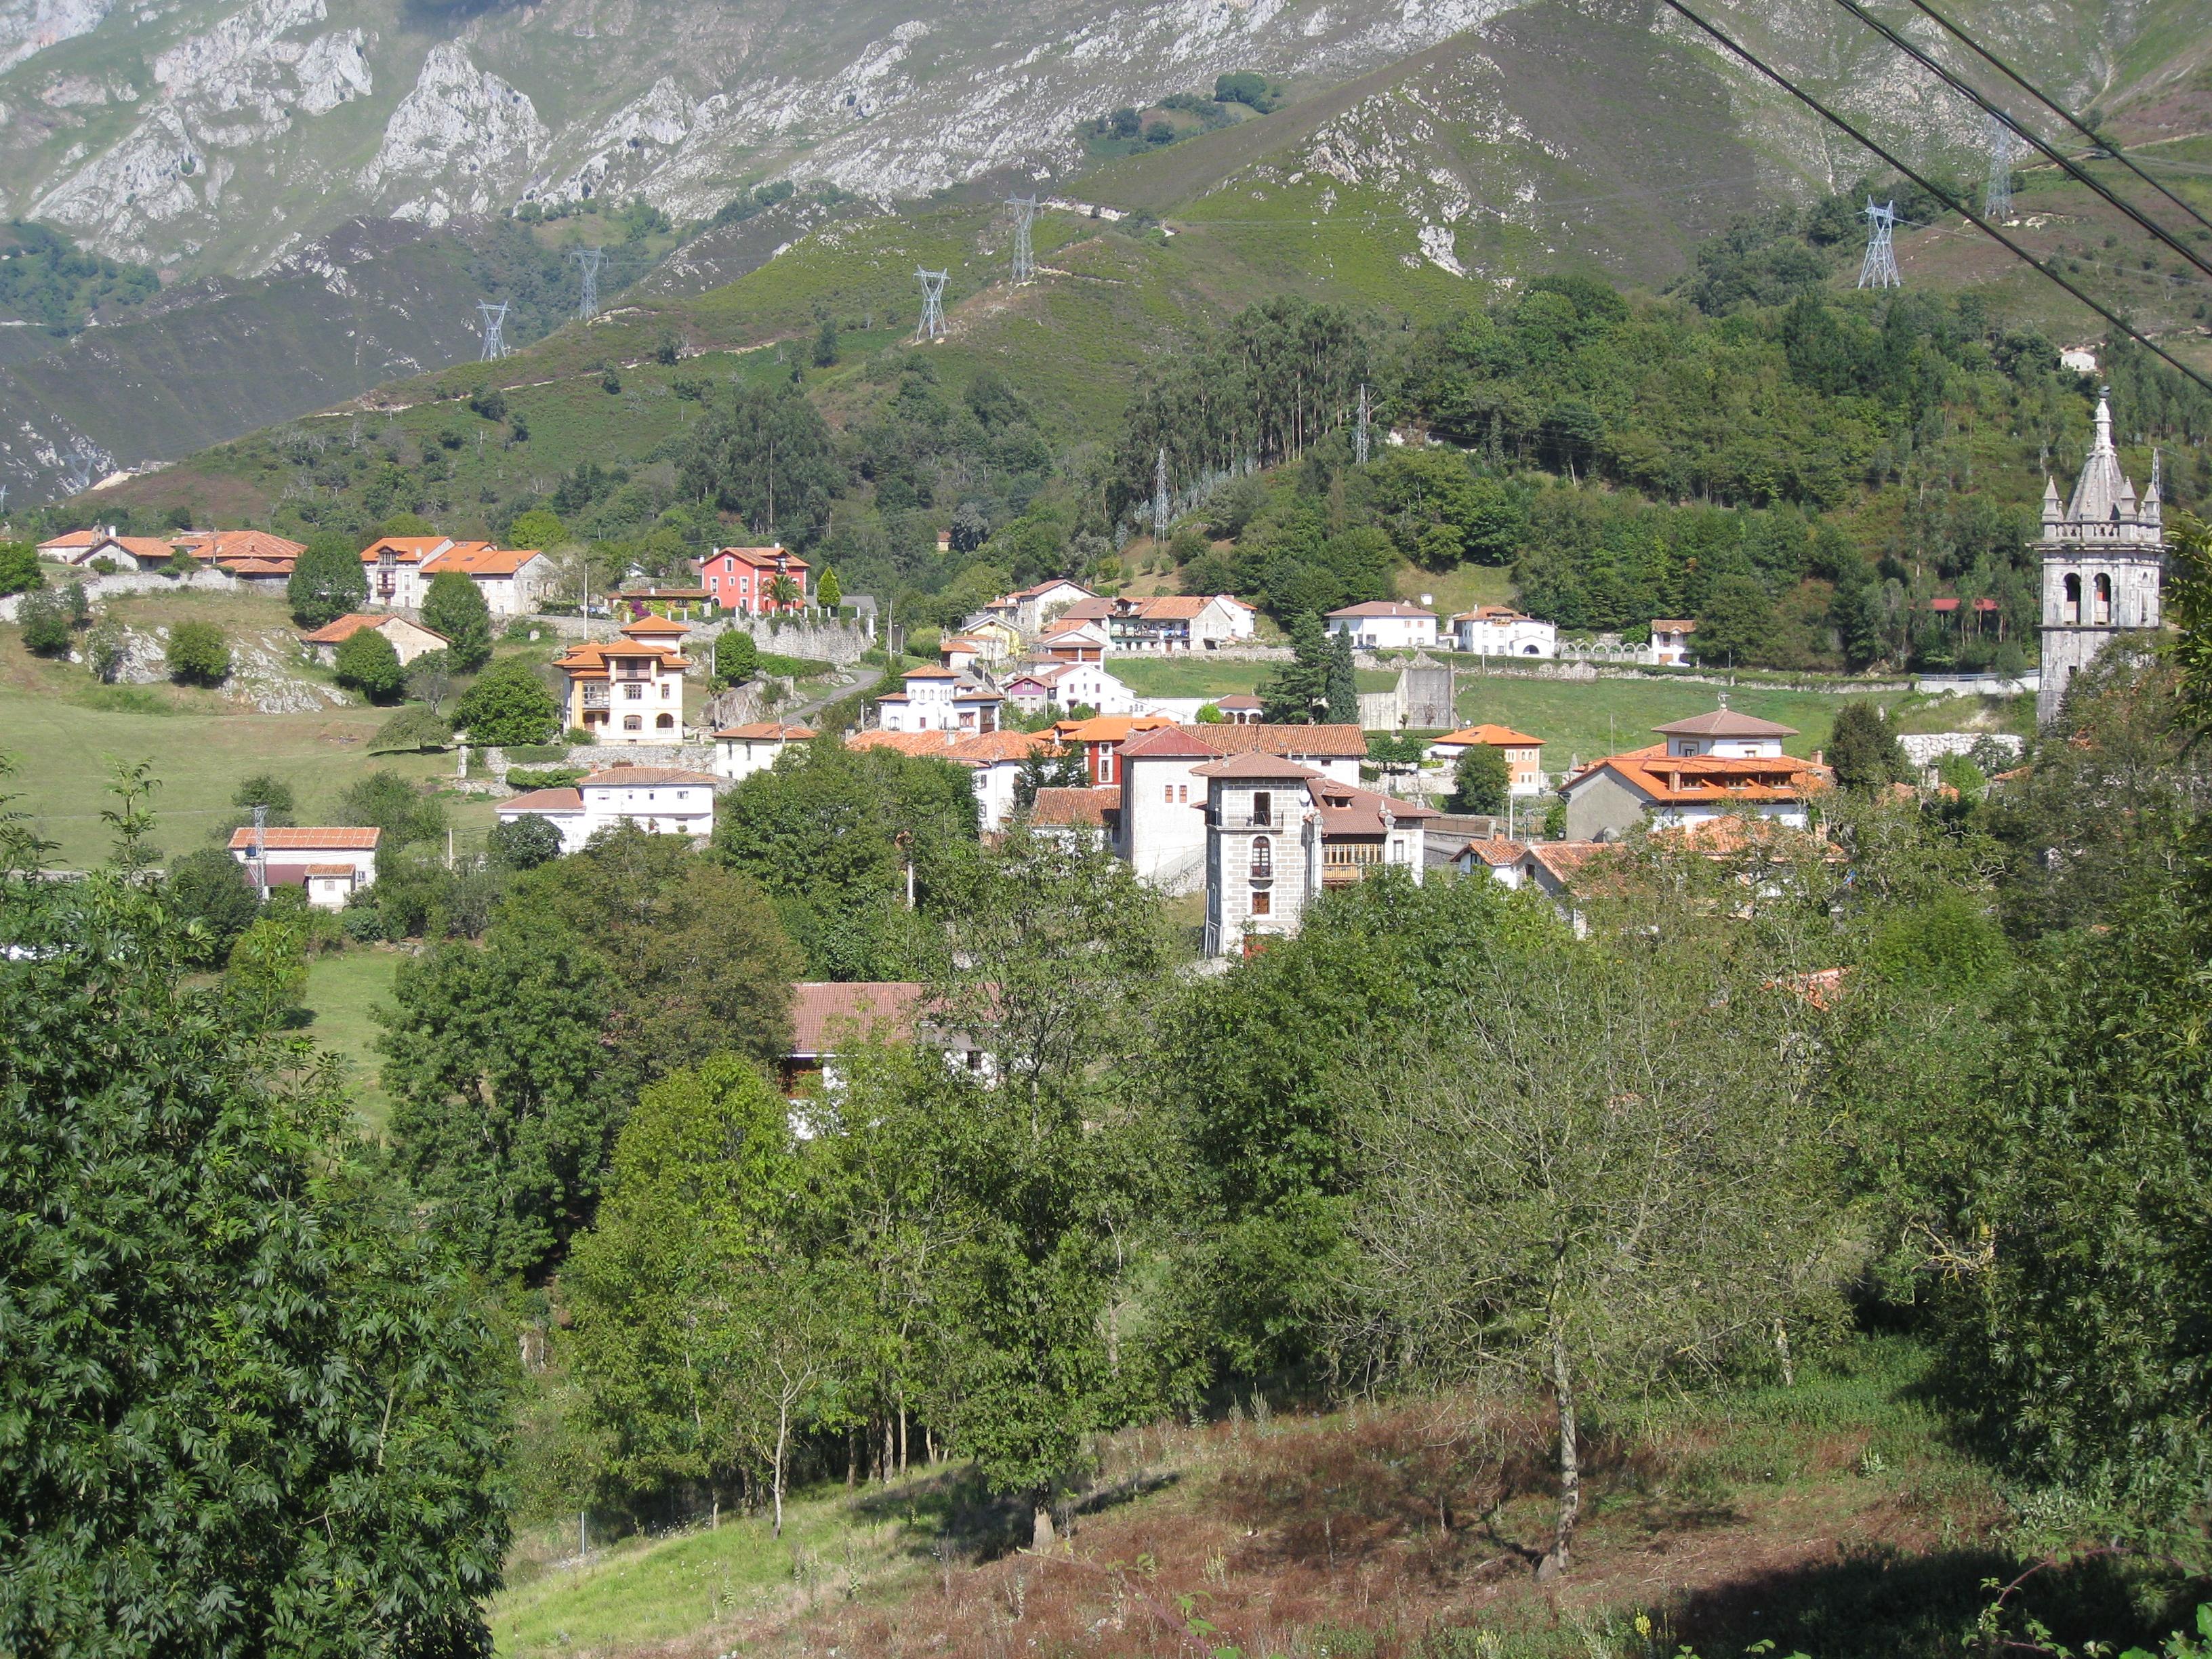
left=1563, top=772, right=1650, bottom=844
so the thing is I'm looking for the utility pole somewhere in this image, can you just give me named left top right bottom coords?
left=573, top=246, right=604, bottom=320
left=249, top=804, right=268, bottom=901
left=1355, top=384, right=1372, bottom=466
left=477, top=300, right=510, bottom=361
left=1006, top=194, right=1038, bottom=283
left=914, top=269, right=947, bottom=341
left=1856, top=199, right=1902, bottom=289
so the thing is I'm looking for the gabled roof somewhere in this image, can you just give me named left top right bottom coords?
left=498, top=787, right=585, bottom=813
left=1193, top=752, right=1322, bottom=781
left=426, top=544, right=541, bottom=577
left=714, top=720, right=817, bottom=741
left=790, top=981, right=928, bottom=1058
left=1216, top=694, right=1263, bottom=710
left=1116, top=724, right=1221, bottom=762
left=1130, top=596, right=1206, bottom=621
left=1452, top=605, right=1535, bottom=623
left=1307, top=777, right=1440, bottom=834
left=1053, top=714, right=1179, bottom=745
left=37, top=529, right=100, bottom=550
left=705, top=543, right=808, bottom=570
left=300, top=613, right=449, bottom=646
left=1328, top=600, right=1435, bottom=620
left=1650, top=619, right=1696, bottom=632
left=1568, top=752, right=1828, bottom=806
left=181, top=529, right=306, bottom=564
left=1456, top=834, right=1527, bottom=867
left=1436, top=723, right=1543, bottom=748
left=1652, top=708, right=1797, bottom=739
left=1197, top=723, right=1369, bottom=760
left=948, top=729, right=1051, bottom=763
left=618, top=615, right=691, bottom=637
left=846, top=729, right=970, bottom=758
left=226, top=826, right=381, bottom=850
left=1521, top=841, right=1609, bottom=886
left=580, top=765, right=717, bottom=788
left=553, top=639, right=689, bottom=674
left=360, top=535, right=459, bottom=565
left=1029, top=786, right=1118, bottom=827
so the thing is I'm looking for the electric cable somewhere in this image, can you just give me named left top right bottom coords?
left=1654, top=0, right=2212, bottom=401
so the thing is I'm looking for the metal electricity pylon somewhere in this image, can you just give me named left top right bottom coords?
left=477, top=300, right=510, bottom=360
left=1006, top=194, right=1038, bottom=283
left=1856, top=198, right=1902, bottom=289
left=1153, top=447, right=1170, bottom=535
left=914, top=268, right=947, bottom=341
left=574, top=246, right=604, bottom=320
left=63, top=450, right=98, bottom=495
left=1355, top=384, right=1372, bottom=466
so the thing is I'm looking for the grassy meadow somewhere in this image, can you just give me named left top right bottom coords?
left=300, top=946, right=402, bottom=1139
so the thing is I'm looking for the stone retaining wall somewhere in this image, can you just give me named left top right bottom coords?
left=0, top=569, right=232, bottom=622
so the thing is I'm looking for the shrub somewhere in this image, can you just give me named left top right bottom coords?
left=714, top=630, right=758, bottom=687
left=502, top=766, right=586, bottom=792
left=565, top=725, right=596, bottom=745
left=165, top=622, right=230, bottom=686
left=17, top=587, right=73, bottom=657
left=165, top=847, right=262, bottom=956
left=333, top=628, right=405, bottom=702
left=487, top=814, right=564, bottom=869
left=370, top=705, right=455, bottom=753
left=0, top=542, right=43, bottom=596
left=453, top=659, right=559, bottom=747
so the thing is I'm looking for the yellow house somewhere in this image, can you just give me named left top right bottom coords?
left=552, top=616, right=693, bottom=744
left=961, top=616, right=1023, bottom=663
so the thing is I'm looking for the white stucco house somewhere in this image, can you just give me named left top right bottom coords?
left=712, top=721, right=817, bottom=783
left=495, top=764, right=718, bottom=855
left=1450, top=606, right=1557, bottom=658
left=1325, top=601, right=1439, bottom=651
left=226, top=827, right=380, bottom=910
left=875, top=666, right=1004, bottom=733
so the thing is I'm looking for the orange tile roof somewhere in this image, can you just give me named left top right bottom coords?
left=790, top=981, right=928, bottom=1057
left=846, top=730, right=971, bottom=758
left=182, top=529, right=305, bottom=564
left=1197, top=723, right=1370, bottom=760
left=1052, top=714, right=1181, bottom=745
left=707, top=544, right=808, bottom=571
left=1522, top=841, right=1610, bottom=884
left=1116, top=724, right=1221, bottom=761
left=226, top=827, right=381, bottom=850
left=300, top=613, right=402, bottom=644
left=1570, top=751, right=1829, bottom=806
left=359, top=535, right=459, bottom=565
left=38, top=529, right=100, bottom=550
left=1458, top=834, right=1527, bottom=866
left=1652, top=708, right=1797, bottom=739
left=1029, top=786, right=1118, bottom=827
left=618, top=615, right=691, bottom=637
left=1650, top=619, right=1696, bottom=632
left=1307, top=776, right=1440, bottom=834
left=301, top=863, right=359, bottom=878
left=580, top=766, right=717, bottom=787
left=554, top=640, right=689, bottom=674
left=89, top=536, right=182, bottom=563
left=1328, top=600, right=1435, bottom=619
left=948, top=729, right=1052, bottom=763
left=1193, top=752, right=1321, bottom=781
left=426, top=545, right=541, bottom=577
left=1437, top=724, right=1543, bottom=749
left=714, top=721, right=817, bottom=741
left=1134, top=596, right=1206, bottom=620
left=222, top=558, right=296, bottom=576
left=499, top=787, right=584, bottom=812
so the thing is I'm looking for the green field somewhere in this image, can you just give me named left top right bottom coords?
left=1108, top=657, right=1397, bottom=699
left=300, top=947, right=401, bottom=1139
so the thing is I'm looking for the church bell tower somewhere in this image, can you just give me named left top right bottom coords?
left=2035, top=392, right=2165, bottom=726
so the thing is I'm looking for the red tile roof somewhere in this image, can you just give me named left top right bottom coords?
left=1307, top=777, right=1440, bottom=833
left=1216, top=694, right=1263, bottom=710
left=714, top=721, right=817, bottom=741
left=300, top=613, right=447, bottom=646
left=580, top=766, right=717, bottom=787
left=706, top=544, right=809, bottom=571
left=1436, top=723, right=1542, bottom=749
left=1196, top=723, right=1370, bottom=760
left=948, top=729, right=1051, bottom=763
left=1029, top=786, right=1119, bottom=827
left=1192, top=752, right=1322, bottom=781
left=226, top=827, right=381, bottom=850
left=1569, top=751, right=1829, bottom=806
left=1327, top=600, right=1435, bottom=619
left=1652, top=708, right=1798, bottom=739
left=1456, top=834, right=1527, bottom=867
left=618, top=615, right=691, bottom=637
left=426, top=545, right=541, bottom=577
left=846, top=730, right=970, bottom=758
left=499, top=787, right=584, bottom=813
left=790, top=981, right=928, bottom=1057
left=1116, top=724, right=1222, bottom=761
left=360, top=535, right=462, bottom=565
left=180, top=529, right=306, bottom=565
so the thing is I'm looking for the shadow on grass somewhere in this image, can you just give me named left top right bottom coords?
left=850, top=1462, right=1185, bottom=1565
left=1668, top=1542, right=2183, bottom=1659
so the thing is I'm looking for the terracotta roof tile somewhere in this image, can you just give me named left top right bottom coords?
left=948, top=729, right=1051, bottom=763
left=790, top=981, right=927, bottom=1057
left=226, top=826, right=381, bottom=850
left=426, top=545, right=542, bottom=577
left=1457, top=834, right=1527, bottom=866
left=497, top=787, right=584, bottom=812
left=714, top=721, right=817, bottom=741
left=580, top=766, right=717, bottom=787
left=1436, top=724, right=1543, bottom=748
left=1029, top=786, right=1118, bottom=826
left=1327, top=600, right=1435, bottom=619
left=846, top=730, right=970, bottom=758
left=1196, top=723, right=1369, bottom=760
left=1652, top=708, right=1798, bottom=739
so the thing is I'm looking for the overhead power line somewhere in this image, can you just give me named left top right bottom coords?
left=1824, top=0, right=2212, bottom=285
left=1898, top=0, right=2212, bottom=240
left=1653, top=0, right=2212, bottom=401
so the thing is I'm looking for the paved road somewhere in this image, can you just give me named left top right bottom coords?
left=782, top=662, right=883, bottom=726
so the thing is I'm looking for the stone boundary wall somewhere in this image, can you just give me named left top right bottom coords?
left=529, top=611, right=870, bottom=667
left=1366, top=653, right=1919, bottom=696
left=0, top=569, right=232, bottom=622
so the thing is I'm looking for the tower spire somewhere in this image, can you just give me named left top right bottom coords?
left=2091, top=388, right=2114, bottom=457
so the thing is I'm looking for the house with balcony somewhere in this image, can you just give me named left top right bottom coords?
left=999, top=659, right=1134, bottom=718
left=874, top=665, right=1002, bottom=733
left=1326, top=600, right=1440, bottom=651
left=699, top=544, right=810, bottom=615
left=1197, top=753, right=1437, bottom=956
left=360, top=536, right=480, bottom=609
left=552, top=617, right=693, bottom=745
left=976, top=577, right=1096, bottom=636
left=1561, top=705, right=1828, bottom=842
left=1648, top=619, right=1697, bottom=666
left=494, top=764, right=718, bottom=855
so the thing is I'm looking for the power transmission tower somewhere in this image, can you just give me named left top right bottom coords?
left=1355, top=384, right=1372, bottom=466
left=573, top=246, right=604, bottom=320
left=1856, top=198, right=1902, bottom=289
left=914, top=268, right=947, bottom=341
left=0, top=485, right=10, bottom=515
left=1984, top=112, right=2016, bottom=220
left=477, top=300, right=510, bottom=361
left=247, top=803, right=268, bottom=901
left=1153, top=447, right=1170, bottom=535
left=1006, top=194, right=1038, bottom=283
left=64, top=450, right=98, bottom=495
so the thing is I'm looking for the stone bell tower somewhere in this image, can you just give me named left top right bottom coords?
left=2036, top=392, right=2165, bottom=726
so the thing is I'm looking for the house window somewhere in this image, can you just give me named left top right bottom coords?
left=2094, top=572, right=2112, bottom=623
left=1250, top=791, right=1271, bottom=827
left=1164, top=783, right=1174, bottom=804
left=2063, top=571, right=2081, bottom=623
left=623, top=715, right=642, bottom=731
left=1178, top=785, right=1188, bottom=804
left=1250, top=836, right=1272, bottom=880
left=626, top=683, right=644, bottom=700
left=1250, top=887, right=1272, bottom=917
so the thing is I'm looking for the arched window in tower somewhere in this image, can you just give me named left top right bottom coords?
left=2093, top=573, right=2112, bottom=624
left=2063, top=572, right=2081, bottom=624
left=1248, top=836, right=1272, bottom=880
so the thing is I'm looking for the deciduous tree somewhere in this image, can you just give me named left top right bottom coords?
left=422, top=569, right=492, bottom=671
left=287, top=532, right=367, bottom=627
